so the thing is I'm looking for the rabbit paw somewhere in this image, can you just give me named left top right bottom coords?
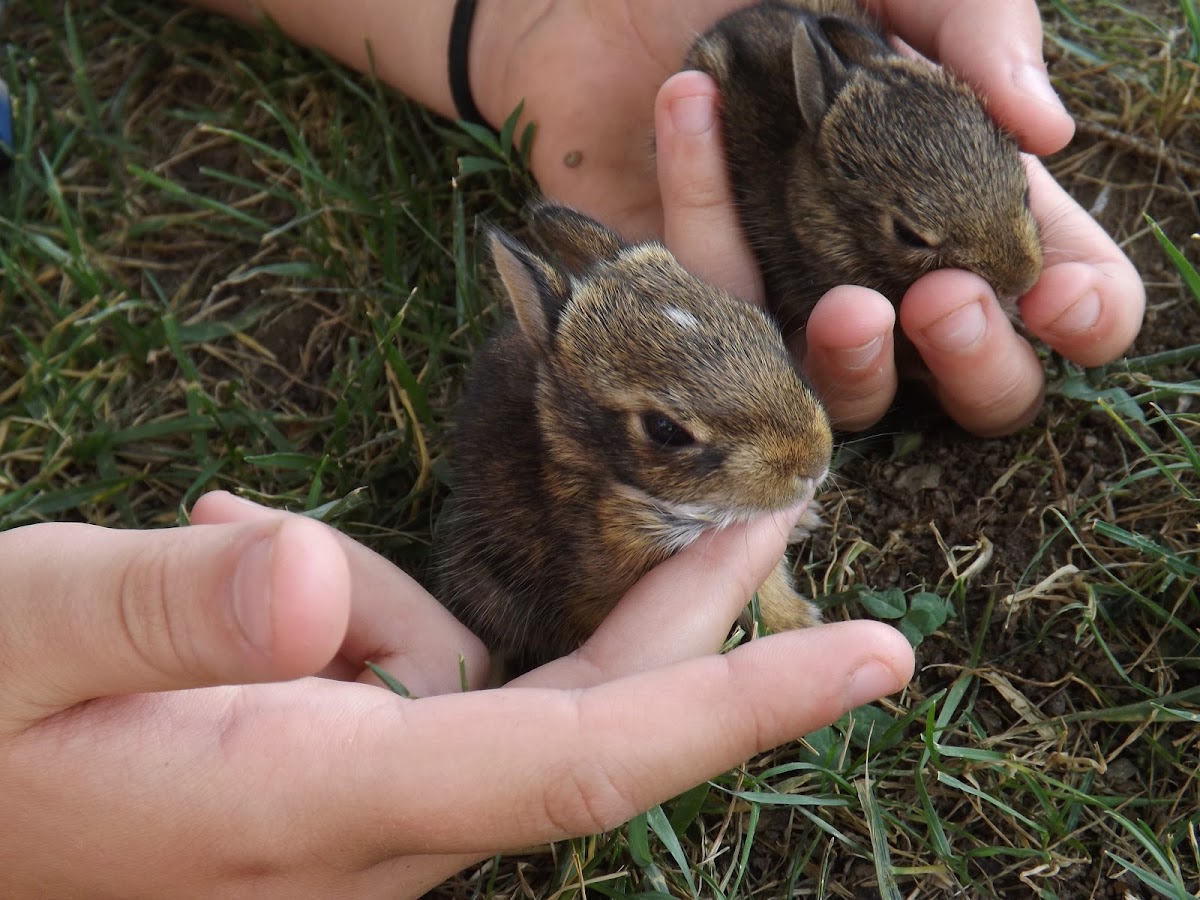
left=788, top=500, right=825, bottom=543
left=752, top=558, right=823, bottom=633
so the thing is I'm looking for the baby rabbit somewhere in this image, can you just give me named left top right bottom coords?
left=434, top=205, right=833, bottom=674
left=686, top=0, right=1043, bottom=336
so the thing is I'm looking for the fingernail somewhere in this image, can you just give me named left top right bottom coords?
left=921, top=299, right=987, bottom=352
left=846, top=660, right=901, bottom=709
left=1049, top=290, right=1101, bottom=336
left=669, top=94, right=715, bottom=136
left=832, top=335, right=884, bottom=371
left=223, top=492, right=265, bottom=509
left=1014, top=62, right=1066, bottom=113
left=234, top=535, right=275, bottom=650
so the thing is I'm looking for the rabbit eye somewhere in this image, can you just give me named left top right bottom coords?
left=891, top=217, right=934, bottom=250
left=641, top=413, right=695, bottom=448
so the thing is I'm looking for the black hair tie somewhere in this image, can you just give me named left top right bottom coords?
left=448, top=0, right=490, bottom=128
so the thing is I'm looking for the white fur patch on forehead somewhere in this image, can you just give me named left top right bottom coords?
left=661, top=305, right=700, bottom=330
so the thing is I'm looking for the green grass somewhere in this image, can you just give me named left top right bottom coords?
left=1, top=1, right=529, bottom=557
left=3, top=1, right=1198, bottom=898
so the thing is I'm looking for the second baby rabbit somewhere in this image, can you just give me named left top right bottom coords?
left=434, top=205, right=833, bottom=674
left=686, top=0, right=1044, bottom=336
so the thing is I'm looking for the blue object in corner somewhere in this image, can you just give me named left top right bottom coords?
left=0, top=77, right=12, bottom=168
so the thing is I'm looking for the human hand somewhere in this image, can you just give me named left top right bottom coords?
left=1, top=492, right=912, bottom=897
left=807, top=1, right=1144, bottom=434
left=638, top=3, right=1144, bottom=436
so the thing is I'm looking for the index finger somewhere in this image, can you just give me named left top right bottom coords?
left=517, top=502, right=806, bottom=690
left=334, top=621, right=914, bottom=856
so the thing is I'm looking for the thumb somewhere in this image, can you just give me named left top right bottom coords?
left=0, top=518, right=350, bottom=728
left=656, top=69, right=765, bottom=306
left=877, top=0, right=1074, bottom=155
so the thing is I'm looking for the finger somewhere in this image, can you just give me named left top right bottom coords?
left=801, top=286, right=899, bottom=431
left=1018, top=159, right=1145, bottom=366
left=344, top=620, right=914, bottom=855
left=517, top=501, right=809, bottom=689
left=0, top=517, right=350, bottom=728
left=190, top=492, right=490, bottom=696
left=899, top=268, right=1046, bottom=436
left=11, top=622, right=906, bottom=884
left=872, top=0, right=1074, bottom=154
left=656, top=69, right=765, bottom=305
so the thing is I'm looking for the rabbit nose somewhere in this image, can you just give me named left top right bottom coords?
left=790, top=452, right=832, bottom=483
left=793, top=464, right=828, bottom=493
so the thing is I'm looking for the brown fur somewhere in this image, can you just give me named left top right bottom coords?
left=433, top=206, right=832, bottom=673
left=686, top=1, right=1043, bottom=335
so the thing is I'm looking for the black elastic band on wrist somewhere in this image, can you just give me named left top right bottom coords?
left=448, top=0, right=489, bottom=128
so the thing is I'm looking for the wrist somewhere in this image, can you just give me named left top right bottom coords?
left=187, top=0, right=462, bottom=120
left=467, top=0, right=552, bottom=129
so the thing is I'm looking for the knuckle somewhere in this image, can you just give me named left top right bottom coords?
left=116, top=540, right=199, bottom=683
left=814, top=371, right=895, bottom=431
left=537, top=698, right=643, bottom=837
left=944, top=365, right=1043, bottom=436
left=672, top=174, right=728, bottom=213
left=541, top=759, right=637, bottom=838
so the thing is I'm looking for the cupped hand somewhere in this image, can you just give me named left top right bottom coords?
left=1, top=492, right=912, bottom=897
left=806, top=155, right=1144, bottom=435
left=645, top=8, right=1143, bottom=436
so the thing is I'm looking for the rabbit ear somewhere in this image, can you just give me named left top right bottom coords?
left=819, top=17, right=890, bottom=62
left=529, top=205, right=626, bottom=277
left=792, top=17, right=885, bottom=131
left=488, top=228, right=571, bottom=352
